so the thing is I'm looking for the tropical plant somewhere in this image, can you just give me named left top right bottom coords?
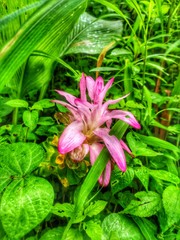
left=0, top=0, right=179, bottom=239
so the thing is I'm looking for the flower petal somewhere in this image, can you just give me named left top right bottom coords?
left=101, top=93, right=130, bottom=113
left=101, top=110, right=141, bottom=129
left=52, top=99, right=81, bottom=121
left=98, top=77, right=114, bottom=105
left=58, top=121, right=86, bottom=154
left=80, top=73, right=87, bottom=101
left=93, top=76, right=104, bottom=103
left=98, top=160, right=111, bottom=187
left=89, top=143, right=104, bottom=165
left=86, top=76, right=95, bottom=101
left=120, top=140, right=132, bottom=154
left=94, top=128, right=126, bottom=172
left=55, top=90, right=76, bottom=106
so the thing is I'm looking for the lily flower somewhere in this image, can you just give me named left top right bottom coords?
left=53, top=73, right=140, bottom=186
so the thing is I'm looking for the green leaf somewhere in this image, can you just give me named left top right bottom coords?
left=163, top=186, right=180, bottom=229
left=65, top=228, right=84, bottom=240
left=64, top=12, right=123, bottom=55
left=40, top=227, right=65, bottom=240
left=111, top=167, right=134, bottom=194
left=126, top=132, right=162, bottom=157
left=84, top=200, right=107, bottom=217
left=122, top=191, right=162, bottom=217
left=0, top=176, right=54, bottom=239
left=117, top=191, right=135, bottom=208
left=38, top=117, right=54, bottom=126
left=23, top=110, right=39, bottom=130
left=32, top=99, right=55, bottom=110
left=149, top=170, right=180, bottom=184
left=0, top=98, right=13, bottom=117
left=0, top=168, right=12, bottom=193
left=135, top=166, right=149, bottom=191
left=0, top=0, right=87, bottom=93
left=52, top=203, right=75, bottom=218
left=5, top=99, right=28, bottom=108
left=0, top=142, right=45, bottom=176
left=83, top=220, right=102, bottom=240
left=132, top=216, right=157, bottom=240
left=102, top=213, right=144, bottom=240
left=134, top=133, right=180, bottom=153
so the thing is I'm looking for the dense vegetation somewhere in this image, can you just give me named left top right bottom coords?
left=0, top=0, right=179, bottom=239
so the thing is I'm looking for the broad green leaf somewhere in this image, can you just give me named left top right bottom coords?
left=52, top=203, right=85, bottom=224
left=51, top=203, right=75, bottom=218
left=0, top=220, right=6, bottom=240
left=84, top=200, right=107, bottom=217
left=110, top=48, right=132, bottom=56
left=38, top=117, right=54, bottom=126
left=0, top=0, right=87, bottom=93
left=0, top=142, right=45, bottom=176
left=132, top=216, right=157, bottom=240
left=134, top=133, right=180, bottom=153
left=32, top=99, right=55, bottom=110
left=0, top=176, right=54, bottom=239
left=0, top=1, right=47, bottom=32
left=40, top=227, right=65, bottom=240
left=83, top=220, right=102, bottom=240
left=64, top=12, right=123, bottom=55
left=122, top=191, right=162, bottom=217
left=102, top=213, right=144, bottom=240
left=163, top=185, right=180, bottom=228
left=135, top=166, right=149, bottom=191
left=111, top=167, right=134, bottom=194
left=0, top=98, right=13, bottom=117
left=23, top=110, right=39, bottom=130
left=149, top=170, right=180, bottom=184
left=0, top=168, right=12, bottom=193
left=126, top=132, right=162, bottom=157
left=5, top=99, right=28, bottom=108
left=117, top=191, right=135, bottom=208
left=65, top=228, right=84, bottom=240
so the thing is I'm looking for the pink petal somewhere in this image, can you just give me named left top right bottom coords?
left=86, top=76, right=95, bottom=101
left=98, top=77, right=114, bottom=105
left=98, top=160, right=111, bottom=187
left=89, top=143, right=104, bottom=165
left=80, top=73, right=87, bottom=101
left=120, top=140, right=132, bottom=154
left=94, top=128, right=126, bottom=172
left=101, top=93, right=130, bottom=113
left=58, top=121, right=86, bottom=154
left=74, top=98, right=91, bottom=120
left=93, top=76, right=104, bottom=104
left=52, top=99, right=81, bottom=121
left=101, top=110, right=141, bottom=129
left=55, top=90, right=76, bottom=106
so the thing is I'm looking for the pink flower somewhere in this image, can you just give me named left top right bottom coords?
left=53, top=73, right=140, bottom=186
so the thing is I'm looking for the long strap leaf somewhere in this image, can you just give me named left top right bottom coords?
left=0, top=0, right=87, bottom=92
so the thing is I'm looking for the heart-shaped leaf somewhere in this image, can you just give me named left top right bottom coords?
left=0, top=142, right=45, bottom=176
left=0, top=176, right=54, bottom=239
left=102, top=213, right=144, bottom=240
